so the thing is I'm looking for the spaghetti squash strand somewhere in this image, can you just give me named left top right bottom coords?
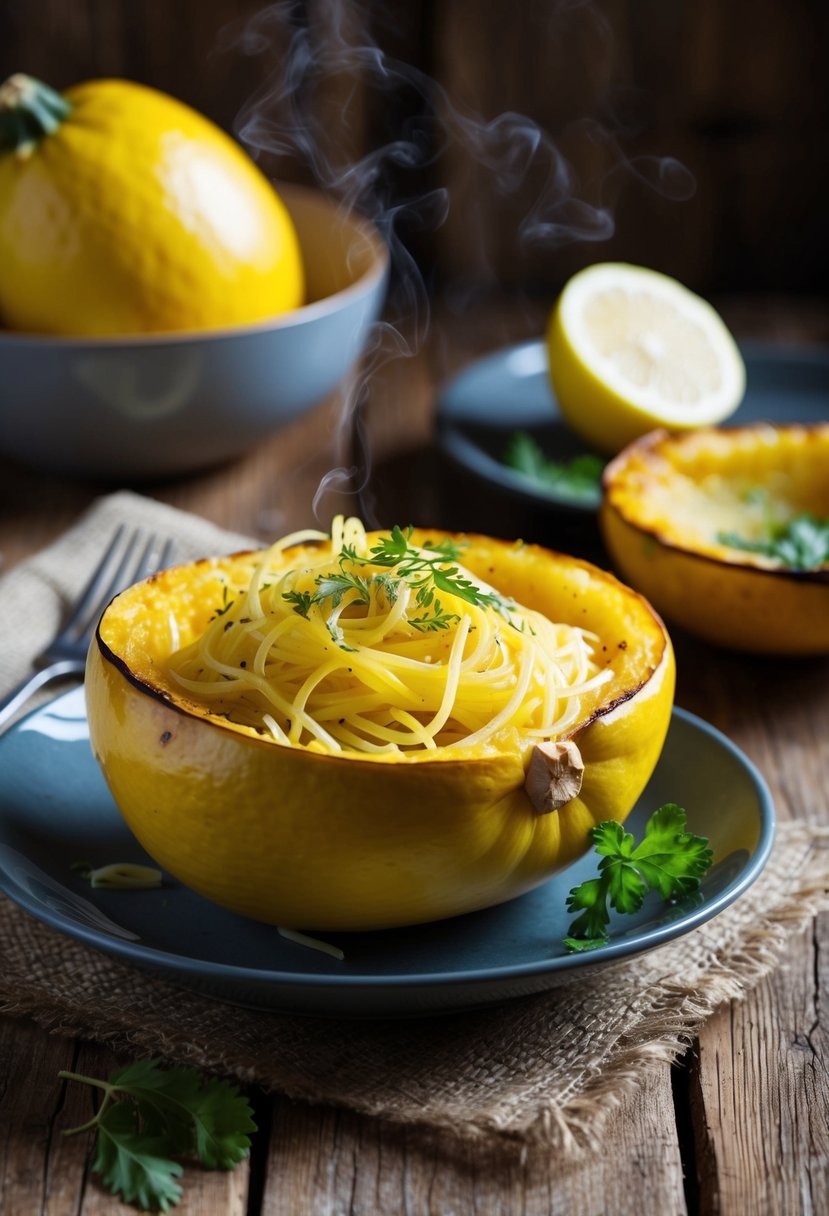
left=166, top=517, right=612, bottom=755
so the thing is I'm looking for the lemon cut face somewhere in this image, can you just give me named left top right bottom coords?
left=547, top=263, right=746, bottom=455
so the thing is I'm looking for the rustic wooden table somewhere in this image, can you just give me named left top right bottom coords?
left=1, top=298, right=827, bottom=1215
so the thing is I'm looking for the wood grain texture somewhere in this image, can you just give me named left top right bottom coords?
left=432, top=0, right=829, bottom=293
left=261, top=1073, right=687, bottom=1216
left=0, top=0, right=278, bottom=138
left=0, top=1024, right=249, bottom=1214
left=1, top=0, right=827, bottom=295
left=690, top=917, right=829, bottom=1215
left=672, top=633, right=829, bottom=830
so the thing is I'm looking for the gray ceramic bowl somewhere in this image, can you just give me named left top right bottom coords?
left=0, top=184, right=388, bottom=479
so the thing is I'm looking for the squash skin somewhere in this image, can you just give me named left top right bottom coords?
left=601, top=425, right=829, bottom=655
left=86, top=532, right=675, bottom=930
left=0, top=77, right=304, bottom=336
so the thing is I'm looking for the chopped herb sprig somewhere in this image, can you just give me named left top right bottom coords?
left=281, top=524, right=519, bottom=646
left=718, top=512, right=829, bottom=571
left=504, top=431, right=605, bottom=500
left=563, top=804, right=713, bottom=952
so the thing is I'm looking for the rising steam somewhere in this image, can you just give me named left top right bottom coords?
left=220, top=0, right=696, bottom=521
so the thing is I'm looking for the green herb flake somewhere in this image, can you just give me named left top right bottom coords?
left=563, top=804, right=713, bottom=951
left=210, top=584, right=235, bottom=621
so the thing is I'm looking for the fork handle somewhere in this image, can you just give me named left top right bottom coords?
left=0, top=659, right=88, bottom=731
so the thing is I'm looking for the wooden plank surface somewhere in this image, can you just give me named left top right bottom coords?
left=689, top=918, right=829, bottom=1216
left=1, top=297, right=827, bottom=1213
left=0, top=1023, right=250, bottom=1215
left=262, top=1075, right=687, bottom=1216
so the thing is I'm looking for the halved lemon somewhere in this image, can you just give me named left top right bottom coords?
left=547, top=263, right=746, bottom=455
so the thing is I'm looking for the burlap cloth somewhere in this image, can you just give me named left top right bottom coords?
left=2, top=492, right=828, bottom=1154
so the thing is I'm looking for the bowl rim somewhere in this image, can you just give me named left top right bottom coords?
left=0, top=182, right=389, bottom=349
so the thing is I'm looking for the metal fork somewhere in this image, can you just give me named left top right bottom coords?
left=0, top=525, right=175, bottom=730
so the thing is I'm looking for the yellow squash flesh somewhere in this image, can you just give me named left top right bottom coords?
left=601, top=424, right=829, bottom=654
left=86, top=532, right=675, bottom=931
left=0, top=75, right=304, bottom=335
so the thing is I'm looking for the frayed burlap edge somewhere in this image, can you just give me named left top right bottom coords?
left=533, top=861, right=829, bottom=1155
left=2, top=824, right=827, bottom=1157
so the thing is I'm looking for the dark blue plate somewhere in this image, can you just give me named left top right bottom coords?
left=0, top=687, right=774, bottom=1017
left=436, top=340, right=829, bottom=529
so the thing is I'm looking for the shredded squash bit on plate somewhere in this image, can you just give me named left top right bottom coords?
left=76, top=862, right=163, bottom=890
left=165, top=516, right=613, bottom=758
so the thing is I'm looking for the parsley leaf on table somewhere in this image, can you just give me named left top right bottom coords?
left=563, top=804, right=714, bottom=952
left=93, top=1103, right=185, bottom=1214
left=503, top=431, right=605, bottom=500
left=60, top=1058, right=256, bottom=1212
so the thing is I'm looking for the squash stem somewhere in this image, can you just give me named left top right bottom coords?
left=0, top=73, right=72, bottom=156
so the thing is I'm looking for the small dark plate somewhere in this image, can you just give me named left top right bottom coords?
left=435, top=340, right=829, bottom=548
left=0, top=688, right=774, bottom=1017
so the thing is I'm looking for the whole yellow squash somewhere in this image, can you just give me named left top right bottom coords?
left=86, top=531, right=675, bottom=931
left=0, top=73, right=304, bottom=335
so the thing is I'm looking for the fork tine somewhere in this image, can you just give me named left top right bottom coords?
left=155, top=538, right=177, bottom=576
left=132, top=534, right=176, bottom=584
left=61, top=527, right=160, bottom=642
left=0, top=525, right=178, bottom=730
left=58, top=524, right=130, bottom=636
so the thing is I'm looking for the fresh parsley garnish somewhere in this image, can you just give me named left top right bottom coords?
left=315, top=569, right=372, bottom=609
left=409, top=598, right=460, bottom=631
left=281, top=589, right=314, bottom=618
left=504, top=431, right=605, bottom=500
left=718, top=512, right=829, bottom=571
left=281, top=524, right=518, bottom=645
left=563, top=804, right=713, bottom=952
left=60, top=1059, right=256, bottom=1212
